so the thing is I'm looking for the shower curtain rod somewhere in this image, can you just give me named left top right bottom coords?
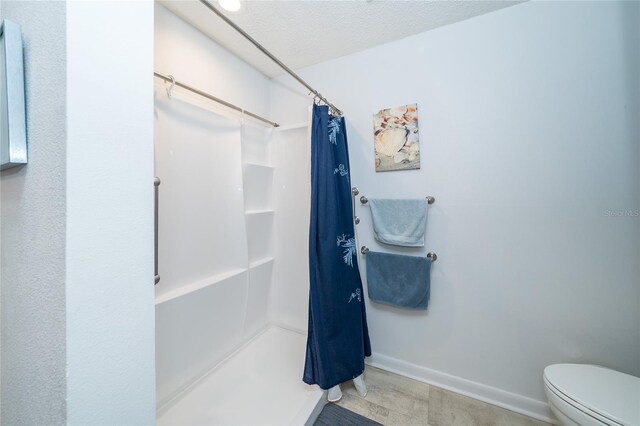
left=154, top=71, right=280, bottom=127
left=199, top=0, right=343, bottom=116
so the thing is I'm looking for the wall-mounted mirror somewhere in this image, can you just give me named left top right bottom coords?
left=0, top=19, right=27, bottom=170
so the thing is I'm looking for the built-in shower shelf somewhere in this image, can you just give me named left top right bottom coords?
left=245, top=209, right=275, bottom=215
left=243, top=162, right=274, bottom=170
left=243, top=162, right=274, bottom=212
left=249, top=257, right=275, bottom=269
left=155, top=268, right=247, bottom=305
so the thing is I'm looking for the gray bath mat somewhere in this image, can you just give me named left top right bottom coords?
left=314, top=403, right=382, bottom=426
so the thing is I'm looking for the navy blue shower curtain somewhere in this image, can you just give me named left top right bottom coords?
left=303, top=104, right=371, bottom=390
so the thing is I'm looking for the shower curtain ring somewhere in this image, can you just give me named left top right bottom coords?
left=166, top=75, right=176, bottom=99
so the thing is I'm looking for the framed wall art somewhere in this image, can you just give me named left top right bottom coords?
left=373, top=103, right=419, bottom=172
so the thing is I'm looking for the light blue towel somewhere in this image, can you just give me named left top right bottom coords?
left=368, top=199, right=427, bottom=247
left=365, top=251, right=431, bottom=310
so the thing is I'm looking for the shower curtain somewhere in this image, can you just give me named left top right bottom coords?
left=304, top=104, right=371, bottom=390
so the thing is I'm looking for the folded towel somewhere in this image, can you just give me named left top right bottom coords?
left=368, top=199, right=427, bottom=247
left=365, top=251, right=431, bottom=310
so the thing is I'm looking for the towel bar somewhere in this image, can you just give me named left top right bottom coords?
left=359, top=195, right=435, bottom=205
left=360, top=246, right=437, bottom=262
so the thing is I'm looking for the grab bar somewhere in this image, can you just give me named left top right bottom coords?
left=352, top=187, right=360, bottom=224
left=154, top=177, right=161, bottom=285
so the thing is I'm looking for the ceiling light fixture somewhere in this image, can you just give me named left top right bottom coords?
left=218, top=0, right=241, bottom=12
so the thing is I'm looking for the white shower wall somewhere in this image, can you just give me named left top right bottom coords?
left=270, top=124, right=312, bottom=331
left=154, top=4, right=279, bottom=407
left=154, top=94, right=248, bottom=300
left=154, top=90, right=251, bottom=404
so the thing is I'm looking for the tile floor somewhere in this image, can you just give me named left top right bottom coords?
left=335, top=366, right=551, bottom=426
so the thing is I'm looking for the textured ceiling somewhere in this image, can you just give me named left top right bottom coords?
left=160, top=0, right=523, bottom=77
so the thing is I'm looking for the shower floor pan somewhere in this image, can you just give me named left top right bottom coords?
left=157, top=325, right=326, bottom=425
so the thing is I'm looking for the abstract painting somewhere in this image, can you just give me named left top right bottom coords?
left=373, top=103, right=420, bottom=172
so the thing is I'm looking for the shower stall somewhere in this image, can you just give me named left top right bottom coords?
left=153, top=3, right=325, bottom=424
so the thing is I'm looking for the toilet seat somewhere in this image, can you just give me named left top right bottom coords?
left=545, top=374, right=621, bottom=425
left=543, top=364, right=640, bottom=426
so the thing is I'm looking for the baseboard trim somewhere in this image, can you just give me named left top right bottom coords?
left=367, top=353, right=557, bottom=425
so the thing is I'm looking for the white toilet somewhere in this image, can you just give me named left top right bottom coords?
left=543, top=364, right=640, bottom=426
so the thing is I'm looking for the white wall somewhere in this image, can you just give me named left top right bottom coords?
left=0, top=2, right=67, bottom=423
left=271, top=1, right=640, bottom=421
left=1, top=1, right=157, bottom=423
left=65, top=1, right=156, bottom=424
left=154, top=4, right=271, bottom=119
